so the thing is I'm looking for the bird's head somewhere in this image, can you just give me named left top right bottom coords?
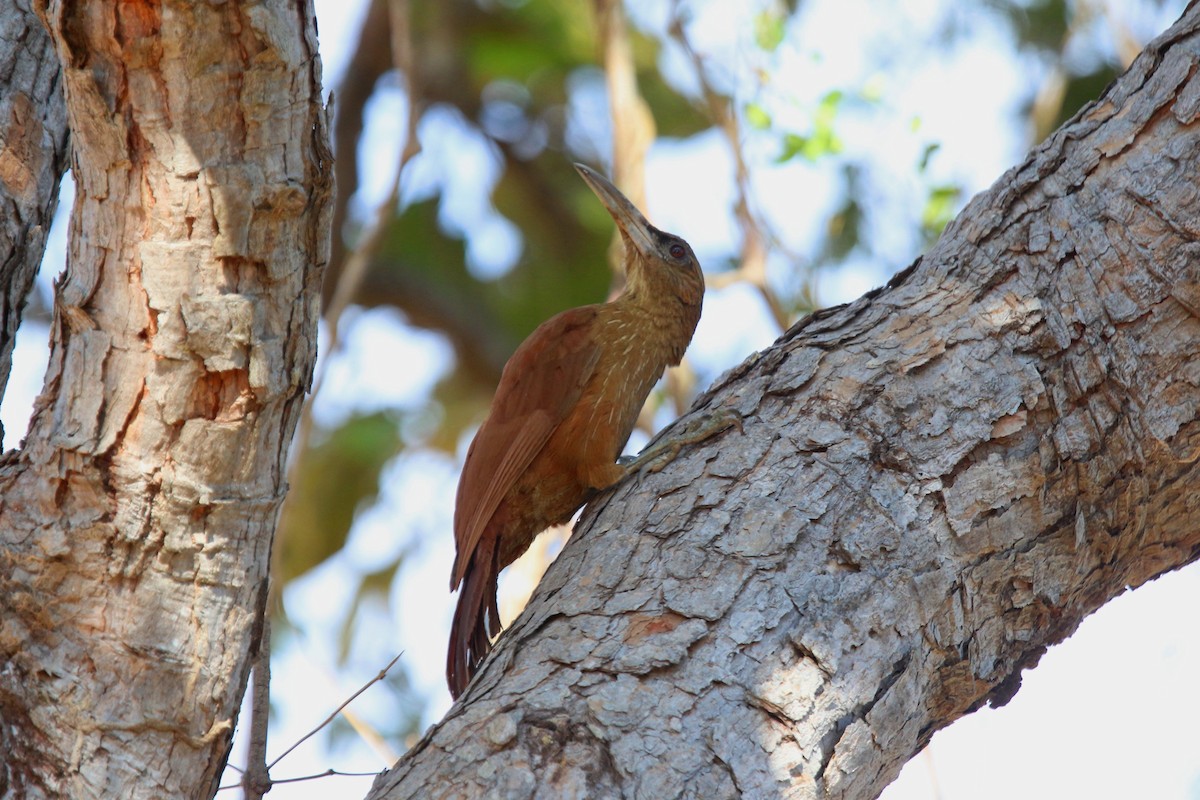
left=575, top=163, right=704, bottom=309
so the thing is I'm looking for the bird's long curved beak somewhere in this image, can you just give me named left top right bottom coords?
left=574, top=163, right=658, bottom=258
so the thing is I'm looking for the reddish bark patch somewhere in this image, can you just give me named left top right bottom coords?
left=116, top=0, right=162, bottom=47
left=187, top=368, right=255, bottom=421
left=622, top=611, right=688, bottom=643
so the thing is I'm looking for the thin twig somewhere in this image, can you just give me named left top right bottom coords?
left=269, top=769, right=385, bottom=785
left=217, top=768, right=383, bottom=792
left=266, top=651, right=405, bottom=771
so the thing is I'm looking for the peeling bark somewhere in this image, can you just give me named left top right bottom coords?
left=371, top=8, right=1200, bottom=800
left=0, top=1, right=331, bottom=798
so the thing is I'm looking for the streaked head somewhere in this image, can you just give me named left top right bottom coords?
left=575, top=163, right=704, bottom=307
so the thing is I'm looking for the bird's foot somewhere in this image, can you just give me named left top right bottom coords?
left=621, top=408, right=744, bottom=476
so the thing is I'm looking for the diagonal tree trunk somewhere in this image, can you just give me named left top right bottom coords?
left=0, top=1, right=331, bottom=797
left=370, top=7, right=1200, bottom=799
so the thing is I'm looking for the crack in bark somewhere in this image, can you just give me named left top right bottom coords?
left=812, top=653, right=911, bottom=788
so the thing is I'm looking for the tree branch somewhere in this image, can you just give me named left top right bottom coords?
left=369, top=6, right=1200, bottom=798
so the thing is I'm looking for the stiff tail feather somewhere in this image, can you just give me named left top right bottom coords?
left=446, top=537, right=501, bottom=699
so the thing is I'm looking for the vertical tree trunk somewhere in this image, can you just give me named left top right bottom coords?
left=0, top=2, right=331, bottom=797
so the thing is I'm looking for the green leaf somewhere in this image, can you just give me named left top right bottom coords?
left=921, top=183, right=963, bottom=240
left=754, top=10, right=787, bottom=52
left=918, top=142, right=940, bottom=173
left=775, top=91, right=845, bottom=163
left=745, top=102, right=772, bottom=130
left=815, top=90, right=844, bottom=120
left=824, top=198, right=863, bottom=262
left=776, top=132, right=810, bottom=163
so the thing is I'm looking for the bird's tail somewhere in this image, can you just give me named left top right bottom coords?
left=446, top=537, right=502, bottom=699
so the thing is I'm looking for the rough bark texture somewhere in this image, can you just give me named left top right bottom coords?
left=0, top=1, right=331, bottom=798
left=372, top=8, right=1200, bottom=800
left=0, top=0, right=69, bottom=442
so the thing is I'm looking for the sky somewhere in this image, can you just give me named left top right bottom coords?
left=1, top=0, right=1196, bottom=798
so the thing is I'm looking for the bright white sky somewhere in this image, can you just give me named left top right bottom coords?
left=1, top=1, right=1196, bottom=798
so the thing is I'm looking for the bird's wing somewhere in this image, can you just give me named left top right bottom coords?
left=451, top=306, right=603, bottom=589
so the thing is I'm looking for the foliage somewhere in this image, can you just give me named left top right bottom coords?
left=277, top=412, right=402, bottom=583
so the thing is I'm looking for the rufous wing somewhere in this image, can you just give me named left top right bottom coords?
left=451, top=305, right=603, bottom=589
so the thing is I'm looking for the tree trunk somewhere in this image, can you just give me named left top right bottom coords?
left=0, top=1, right=331, bottom=798
left=0, top=0, right=69, bottom=443
left=370, top=8, right=1200, bottom=800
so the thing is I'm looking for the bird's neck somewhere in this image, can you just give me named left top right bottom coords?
left=609, top=283, right=702, bottom=366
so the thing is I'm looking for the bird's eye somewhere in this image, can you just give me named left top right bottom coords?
left=669, top=243, right=687, bottom=260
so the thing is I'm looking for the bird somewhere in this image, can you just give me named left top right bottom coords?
left=446, top=163, right=711, bottom=699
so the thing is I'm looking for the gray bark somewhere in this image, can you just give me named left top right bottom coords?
left=0, top=0, right=69, bottom=443
left=371, top=8, right=1200, bottom=800
left=0, top=1, right=331, bottom=798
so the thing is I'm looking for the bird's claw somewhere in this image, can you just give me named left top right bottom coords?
left=707, top=407, right=745, bottom=436
left=622, top=407, right=745, bottom=476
